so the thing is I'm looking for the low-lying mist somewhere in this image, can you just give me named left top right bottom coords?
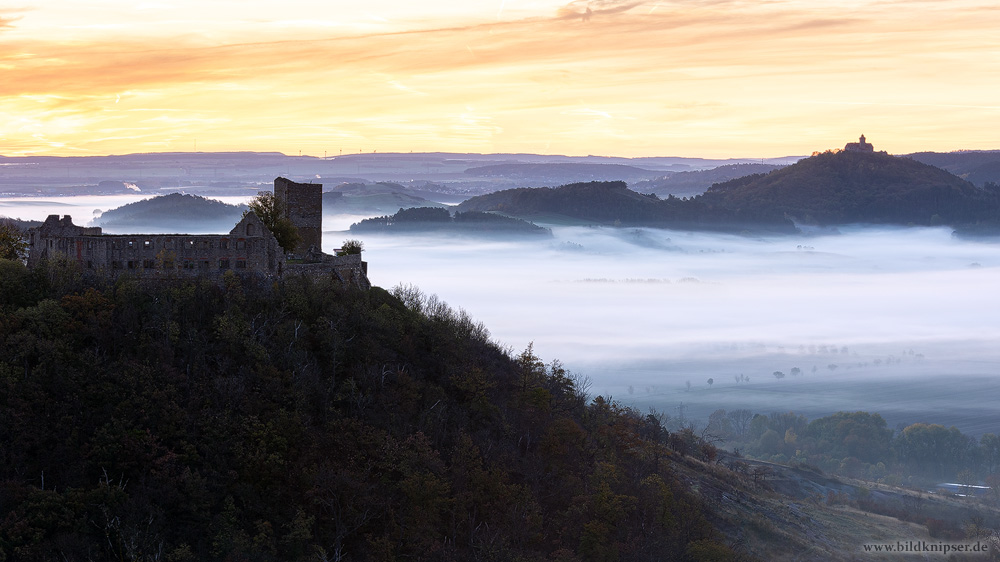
left=8, top=193, right=998, bottom=435
left=325, top=220, right=1000, bottom=435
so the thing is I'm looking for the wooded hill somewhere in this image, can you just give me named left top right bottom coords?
left=323, top=182, right=449, bottom=214
left=456, top=151, right=1000, bottom=233
left=907, top=150, right=1000, bottom=187
left=702, top=150, right=1000, bottom=227
left=96, top=193, right=247, bottom=232
left=6, top=258, right=1000, bottom=559
left=631, top=163, right=784, bottom=198
left=0, top=259, right=735, bottom=561
left=456, top=181, right=797, bottom=234
left=350, top=207, right=552, bottom=236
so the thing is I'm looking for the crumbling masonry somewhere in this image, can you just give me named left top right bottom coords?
left=26, top=177, right=369, bottom=288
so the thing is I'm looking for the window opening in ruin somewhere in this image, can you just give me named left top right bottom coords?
left=235, top=259, right=246, bottom=269
left=219, top=259, right=230, bottom=269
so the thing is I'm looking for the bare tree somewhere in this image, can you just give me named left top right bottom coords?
left=727, top=409, right=754, bottom=441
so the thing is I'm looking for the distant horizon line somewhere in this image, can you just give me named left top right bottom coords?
left=4, top=147, right=998, bottom=161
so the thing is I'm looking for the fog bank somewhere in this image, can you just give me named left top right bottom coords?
left=329, top=224, right=1000, bottom=434
left=7, top=194, right=998, bottom=433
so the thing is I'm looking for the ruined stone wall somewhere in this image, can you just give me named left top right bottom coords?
left=274, top=177, right=322, bottom=255
left=27, top=213, right=369, bottom=288
left=27, top=214, right=284, bottom=278
left=286, top=253, right=370, bottom=290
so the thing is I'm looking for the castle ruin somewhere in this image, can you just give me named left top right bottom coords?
left=26, top=177, right=369, bottom=288
left=274, top=177, right=322, bottom=255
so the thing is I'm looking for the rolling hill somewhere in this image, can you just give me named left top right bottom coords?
left=632, top=163, right=785, bottom=198
left=95, top=192, right=247, bottom=232
left=455, top=180, right=797, bottom=233
left=323, top=182, right=449, bottom=214
left=349, top=206, right=552, bottom=236
left=907, top=150, right=1000, bottom=187
left=463, top=162, right=661, bottom=185
left=702, top=150, right=999, bottom=227
left=3, top=260, right=998, bottom=560
left=458, top=152, right=1000, bottom=233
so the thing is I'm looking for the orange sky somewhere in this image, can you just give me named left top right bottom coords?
left=2, top=1, right=999, bottom=158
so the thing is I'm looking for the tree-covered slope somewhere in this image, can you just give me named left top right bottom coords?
left=906, top=150, right=1000, bottom=187
left=350, top=206, right=552, bottom=236
left=457, top=155, right=1000, bottom=232
left=631, top=163, right=784, bottom=198
left=456, top=181, right=659, bottom=222
left=323, top=182, right=448, bottom=214
left=96, top=192, right=247, bottom=232
left=703, top=151, right=997, bottom=226
left=456, top=181, right=796, bottom=233
left=0, top=260, right=735, bottom=561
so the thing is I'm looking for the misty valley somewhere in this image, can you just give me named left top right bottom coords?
left=9, top=0, right=1000, bottom=555
left=5, top=193, right=999, bottom=438
left=349, top=221, right=1000, bottom=437
left=4, top=171, right=1000, bottom=559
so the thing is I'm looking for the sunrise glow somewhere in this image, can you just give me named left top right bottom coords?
left=2, top=0, right=999, bottom=157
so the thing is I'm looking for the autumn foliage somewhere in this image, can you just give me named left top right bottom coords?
left=0, top=260, right=734, bottom=561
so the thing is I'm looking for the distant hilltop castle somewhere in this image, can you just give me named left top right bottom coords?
left=27, top=177, right=369, bottom=288
left=844, top=134, right=875, bottom=153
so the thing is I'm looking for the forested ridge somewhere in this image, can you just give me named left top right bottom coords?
left=702, top=150, right=999, bottom=227
left=95, top=193, right=246, bottom=230
left=350, top=207, right=551, bottom=236
left=455, top=181, right=796, bottom=233
left=0, top=258, right=737, bottom=561
left=455, top=151, right=1000, bottom=233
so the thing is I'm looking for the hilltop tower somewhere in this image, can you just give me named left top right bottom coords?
left=274, top=177, right=322, bottom=255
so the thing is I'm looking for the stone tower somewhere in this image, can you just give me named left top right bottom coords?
left=274, top=177, right=322, bottom=255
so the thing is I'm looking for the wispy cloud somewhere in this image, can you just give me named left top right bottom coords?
left=2, top=1, right=1000, bottom=156
left=0, top=6, right=29, bottom=31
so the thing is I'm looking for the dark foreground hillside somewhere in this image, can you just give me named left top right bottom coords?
left=0, top=259, right=735, bottom=561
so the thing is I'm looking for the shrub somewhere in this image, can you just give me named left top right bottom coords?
left=339, top=239, right=364, bottom=255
